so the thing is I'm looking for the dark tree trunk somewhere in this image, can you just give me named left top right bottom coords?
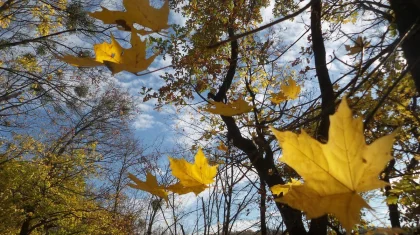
left=389, top=0, right=420, bottom=94
left=383, top=159, right=401, bottom=227
left=308, top=0, right=335, bottom=234
left=213, top=28, right=308, bottom=235
left=20, top=218, right=32, bottom=235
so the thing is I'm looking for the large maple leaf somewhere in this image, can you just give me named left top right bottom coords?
left=270, top=98, right=395, bottom=232
left=128, top=172, right=168, bottom=201
left=89, top=0, right=169, bottom=35
left=169, top=148, right=218, bottom=194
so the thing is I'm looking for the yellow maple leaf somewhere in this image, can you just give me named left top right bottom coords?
left=103, top=30, right=159, bottom=74
left=166, top=182, right=208, bottom=195
left=270, top=178, right=302, bottom=196
left=169, top=148, right=218, bottom=188
left=270, top=78, right=301, bottom=104
left=58, top=34, right=122, bottom=68
left=89, top=0, right=169, bottom=35
left=57, top=55, right=103, bottom=67
left=270, top=98, right=395, bottom=232
left=94, top=35, right=124, bottom=64
left=203, top=97, right=253, bottom=116
left=128, top=172, right=168, bottom=201
left=59, top=31, right=158, bottom=74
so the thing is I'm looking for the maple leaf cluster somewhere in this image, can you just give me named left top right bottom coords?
left=128, top=148, right=218, bottom=201
left=58, top=0, right=169, bottom=74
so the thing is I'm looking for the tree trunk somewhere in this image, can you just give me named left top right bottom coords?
left=389, top=0, right=420, bottom=94
left=308, top=0, right=335, bottom=234
left=20, top=218, right=32, bottom=235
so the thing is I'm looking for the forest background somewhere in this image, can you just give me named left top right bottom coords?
left=0, top=0, right=419, bottom=234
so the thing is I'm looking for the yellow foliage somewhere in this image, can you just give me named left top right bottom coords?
left=16, top=54, right=42, bottom=73
left=270, top=98, right=395, bottom=232
left=203, top=97, right=253, bottom=116
left=89, top=0, right=170, bottom=35
left=128, top=172, right=168, bottom=201
left=0, top=0, right=12, bottom=29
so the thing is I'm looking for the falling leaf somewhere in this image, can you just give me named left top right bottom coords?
left=89, top=0, right=170, bottom=35
left=270, top=98, right=395, bottom=232
left=58, top=34, right=122, bottom=68
left=94, top=35, right=124, bottom=64
left=128, top=172, right=168, bottom=201
left=345, top=36, right=370, bottom=55
left=218, top=141, right=228, bottom=152
left=203, top=97, right=253, bottom=116
left=103, top=30, right=159, bottom=74
left=166, top=182, right=208, bottom=195
left=271, top=178, right=302, bottom=196
left=169, top=148, right=218, bottom=188
left=270, top=78, right=301, bottom=104
left=54, top=55, right=103, bottom=67
left=58, top=31, right=159, bottom=74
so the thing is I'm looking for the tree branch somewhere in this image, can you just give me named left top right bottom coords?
left=207, top=1, right=313, bottom=49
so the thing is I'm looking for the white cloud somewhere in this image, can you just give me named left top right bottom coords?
left=133, top=113, right=159, bottom=130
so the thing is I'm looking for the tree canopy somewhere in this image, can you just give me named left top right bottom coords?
left=1, top=0, right=419, bottom=234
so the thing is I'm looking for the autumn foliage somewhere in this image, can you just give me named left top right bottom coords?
left=1, top=0, right=420, bottom=234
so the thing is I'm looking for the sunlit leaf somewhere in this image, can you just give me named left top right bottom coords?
left=58, top=31, right=158, bottom=74
left=89, top=0, right=169, bottom=35
left=270, top=98, right=395, bottom=231
left=169, top=148, right=218, bottom=187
